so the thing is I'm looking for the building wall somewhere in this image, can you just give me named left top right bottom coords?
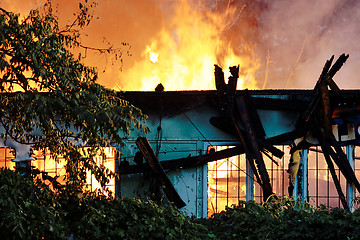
left=119, top=98, right=360, bottom=217
left=119, top=102, right=302, bottom=217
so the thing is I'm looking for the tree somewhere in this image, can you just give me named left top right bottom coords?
left=0, top=1, right=147, bottom=191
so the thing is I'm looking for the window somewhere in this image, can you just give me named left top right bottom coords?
left=0, top=148, right=16, bottom=170
left=0, top=147, right=116, bottom=193
left=307, top=146, right=360, bottom=208
left=307, top=146, right=345, bottom=207
left=85, top=147, right=116, bottom=193
left=207, top=145, right=290, bottom=217
left=254, top=145, right=291, bottom=202
left=207, top=146, right=247, bottom=217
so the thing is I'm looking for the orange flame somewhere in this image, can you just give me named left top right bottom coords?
left=121, top=0, right=260, bottom=91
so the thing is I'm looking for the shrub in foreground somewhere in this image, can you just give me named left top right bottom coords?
left=0, top=168, right=211, bottom=240
left=202, top=197, right=360, bottom=240
left=2, top=168, right=360, bottom=240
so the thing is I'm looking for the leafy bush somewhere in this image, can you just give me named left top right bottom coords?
left=2, top=168, right=360, bottom=240
left=202, top=196, right=360, bottom=240
left=0, top=168, right=66, bottom=240
left=0, top=168, right=211, bottom=240
left=65, top=196, right=212, bottom=240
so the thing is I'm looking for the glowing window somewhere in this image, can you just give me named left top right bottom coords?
left=254, top=145, right=291, bottom=203
left=207, top=145, right=290, bottom=217
left=207, top=146, right=247, bottom=217
left=0, top=147, right=116, bottom=194
left=0, top=148, right=16, bottom=170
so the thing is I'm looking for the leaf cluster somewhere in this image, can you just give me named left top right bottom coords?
left=202, top=197, right=360, bottom=240
left=0, top=168, right=66, bottom=240
left=0, top=2, right=147, bottom=190
left=3, top=168, right=360, bottom=240
left=0, top=168, right=212, bottom=240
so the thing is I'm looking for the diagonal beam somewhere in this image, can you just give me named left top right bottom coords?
left=234, top=95, right=273, bottom=201
left=311, top=118, right=360, bottom=194
left=119, top=145, right=247, bottom=175
left=136, top=137, right=186, bottom=208
left=320, top=143, right=349, bottom=210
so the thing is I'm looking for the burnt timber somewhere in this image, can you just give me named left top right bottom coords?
left=120, top=54, right=360, bottom=209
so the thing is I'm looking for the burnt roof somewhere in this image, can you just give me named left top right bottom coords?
left=120, top=89, right=360, bottom=116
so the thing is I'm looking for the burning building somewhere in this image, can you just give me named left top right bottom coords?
left=1, top=53, right=359, bottom=218
left=113, top=54, right=359, bottom=217
left=1, top=0, right=360, bottom=218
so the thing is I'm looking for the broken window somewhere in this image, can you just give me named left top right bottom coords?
left=0, top=147, right=116, bottom=193
left=207, top=145, right=290, bottom=217
left=0, top=148, right=16, bottom=170
left=307, top=146, right=360, bottom=208
left=254, top=145, right=291, bottom=202
left=207, top=146, right=247, bottom=217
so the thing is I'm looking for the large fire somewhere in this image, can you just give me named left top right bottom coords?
left=123, top=0, right=260, bottom=91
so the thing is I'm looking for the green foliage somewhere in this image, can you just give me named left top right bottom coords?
left=65, top=197, right=212, bottom=240
left=0, top=1, right=147, bottom=190
left=0, top=168, right=212, bottom=240
left=0, top=168, right=66, bottom=240
left=3, top=168, right=360, bottom=240
left=202, top=197, right=360, bottom=240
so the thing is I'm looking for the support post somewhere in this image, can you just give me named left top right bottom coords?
left=246, top=156, right=254, bottom=201
left=294, top=149, right=308, bottom=201
left=347, top=145, right=355, bottom=212
left=302, top=149, right=308, bottom=201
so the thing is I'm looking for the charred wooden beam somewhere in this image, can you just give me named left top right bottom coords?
left=259, top=139, right=284, bottom=159
left=261, top=149, right=279, bottom=166
left=214, top=64, right=226, bottom=94
left=214, top=65, right=239, bottom=120
left=228, top=65, right=239, bottom=93
left=232, top=116, right=262, bottom=184
left=238, top=91, right=284, bottom=158
left=136, top=137, right=186, bottom=208
left=119, top=145, right=246, bottom=175
left=242, top=90, right=266, bottom=139
left=326, top=78, right=341, bottom=97
left=320, top=81, right=333, bottom=139
left=320, top=143, right=349, bottom=210
left=224, top=66, right=238, bottom=119
left=264, top=129, right=305, bottom=146
left=311, top=118, right=360, bottom=194
left=234, top=95, right=273, bottom=201
left=302, top=54, right=348, bottom=124
left=301, top=55, right=334, bottom=123
left=326, top=54, right=349, bottom=83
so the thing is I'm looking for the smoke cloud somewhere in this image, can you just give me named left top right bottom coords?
left=1, top=0, right=359, bottom=90
left=256, top=0, right=360, bottom=89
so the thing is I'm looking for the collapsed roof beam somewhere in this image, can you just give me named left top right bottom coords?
left=136, top=137, right=186, bottom=208
left=119, top=145, right=246, bottom=175
left=213, top=65, right=278, bottom=201
left=234, top=95, right=273, bottom=201
left=295, top=54, right=359, bottom=210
